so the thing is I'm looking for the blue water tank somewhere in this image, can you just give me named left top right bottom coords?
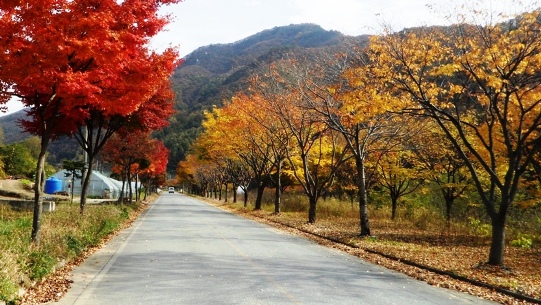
left=44, top=177, right=62, bottom=194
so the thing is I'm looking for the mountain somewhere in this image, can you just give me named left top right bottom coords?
left=0, top=23, right=370, bottom=171
left=0, top=111, right=26, bottom=144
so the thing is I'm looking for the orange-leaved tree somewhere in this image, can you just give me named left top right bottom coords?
left=195, top=101, right=276, bottom=208
left=140, top=140, right=170, bottom=199
left=221, top=93, right=286, bottom=210
left=75, top=73, right=177, bottom=212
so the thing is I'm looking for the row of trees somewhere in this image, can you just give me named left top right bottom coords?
left=0, top=0, right=181, bottom=244
left=179, top=3, right=541, bottom=266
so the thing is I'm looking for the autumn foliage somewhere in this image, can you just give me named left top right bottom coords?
left=0, top=0, right=181, bottom=243
left=181, top=1, right=541, bottom=274
left=101, top=131, right=170, bottom=202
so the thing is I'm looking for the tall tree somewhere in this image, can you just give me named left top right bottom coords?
left=302, top=47, right=406, bottom=236
left=73, top=44, right=178, bottom=213
left=235, top=89, right=293, bottom=214
left=410, top=121, right=471, bottom=224
left=369, top=4, right=541, bottom=265
left=258, top=59, right=350, bottom=223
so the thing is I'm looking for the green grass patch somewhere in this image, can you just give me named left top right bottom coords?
left=0, top=200, right=146, bottom=304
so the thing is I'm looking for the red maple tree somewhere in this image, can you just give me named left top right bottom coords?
left=0, top=0, right=182, bottom=243
left=101, top=131, right=170, bottom=202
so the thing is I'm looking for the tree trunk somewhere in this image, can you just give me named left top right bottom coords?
left=127, top=171, right=133, bottom=204
left=80, top=152, right=99, bottom=214
left=274, top=160, right=282, bottom=214
left=70, top=172, right=75, bottom=204
left=243, top=188, right=248, bottom=208
left=443, top=189, right=453, bottom=226
left=224, top=183, right=228, bottom=202
left=135, top=173, right=140, bottom=202
left=274, top=184, right=281, bottom=214
left=254, top=184, right=265, bottom=210
left=233, top=185, right=237, bottom=203
left=308, top=195, right=317, bottom=224
left=391, top=195, right=398, bottom=220
left=31, top=140, right=49, bottom=244
left=356, top=158, right=371, bottom=236
left=488, top=215, right=506, bottom=265
left=118, top=174, right=126, bottom=204
left=143, top=180, right=148, bottom=201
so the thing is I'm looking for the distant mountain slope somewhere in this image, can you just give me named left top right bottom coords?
left=181, top=23, right=343, bottom=74
left=0, top=111, right=26, bottom=144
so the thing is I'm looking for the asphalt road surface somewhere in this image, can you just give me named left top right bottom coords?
left=56, top=194, right=496, bottom=305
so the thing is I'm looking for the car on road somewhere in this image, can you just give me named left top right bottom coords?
left=168, top=187, right=175, bottom=193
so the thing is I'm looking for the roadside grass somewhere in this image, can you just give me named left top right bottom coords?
left=206, top=189, right=541, bottom=303
left=0, top=201, right=144, bottom=304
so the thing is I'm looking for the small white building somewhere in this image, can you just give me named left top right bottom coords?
left=52, top=170, right=131, bottom=199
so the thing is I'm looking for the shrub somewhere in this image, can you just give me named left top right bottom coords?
left=65, top=235, right=85, bottom=257
left=0, top=276, right=18, bottom=304
left=280, top=193, right=308, bottom=213
left=510, top=234, right=533, bottom=249
left=468, top=217, right=492, bottom=237
left=27, top=250, right=56, bottom=281
left=19, top=179, right=34, bottom=191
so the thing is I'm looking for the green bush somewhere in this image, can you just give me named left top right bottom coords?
left=65, top=235, right=85, bottom=257
left=0, top=275, right=18, bottom=303
left=27, top=250, right=56, bottom=281
left=95, top=218, right=120, bottom=241
left=119, top=207, right=129, bottom=220
left=510, top=234, right=533, bottom=249
left=19, top=179, right=33, bottom=191
left=468, top=217, right=492, bottom=237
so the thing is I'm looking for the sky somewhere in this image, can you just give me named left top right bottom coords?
left=152, top=0, right=453, bottom=56
left=151, top=0, right=525, bottom=56
left=1, top=0, right=528, bottom=115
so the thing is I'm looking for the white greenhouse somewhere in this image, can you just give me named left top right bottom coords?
left=51, top=170, right=137, bottom=199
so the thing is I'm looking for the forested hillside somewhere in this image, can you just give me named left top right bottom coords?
left=0, top=23, right=369, bottom=171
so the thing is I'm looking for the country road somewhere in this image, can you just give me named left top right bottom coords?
left=55, top=194, right=496, bottom=305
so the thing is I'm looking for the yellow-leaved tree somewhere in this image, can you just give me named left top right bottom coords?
left=370, top=2, right=541, bottom=265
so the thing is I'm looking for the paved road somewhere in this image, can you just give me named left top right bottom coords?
left=56, top=194, right=496, bottom=305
